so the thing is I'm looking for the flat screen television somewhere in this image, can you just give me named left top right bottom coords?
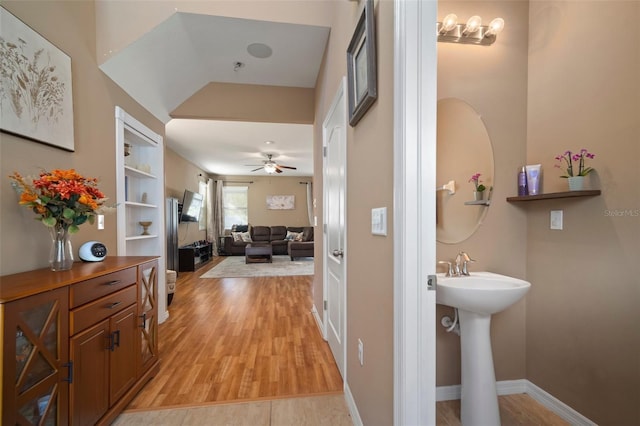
left=180, top=190, right=203, bottom=223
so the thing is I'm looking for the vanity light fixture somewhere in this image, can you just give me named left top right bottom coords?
left=437, top=14, right=505, bottom=46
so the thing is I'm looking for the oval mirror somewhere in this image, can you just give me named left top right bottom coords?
left=436, top=98, right=494, bottom=244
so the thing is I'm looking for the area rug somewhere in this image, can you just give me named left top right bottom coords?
left=200, top=255, right=314, bottom=278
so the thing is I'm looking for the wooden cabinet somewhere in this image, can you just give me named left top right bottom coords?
left=0, top=257, right=159, bottom=426
left=1, top=287, right=70, bottom=426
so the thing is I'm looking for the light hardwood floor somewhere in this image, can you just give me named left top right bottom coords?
left=122, top=256, right=568, bottom=425
left=127, top=256, right=343, bottom=409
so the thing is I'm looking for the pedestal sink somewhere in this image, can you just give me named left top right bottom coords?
left=437, top=272, right=531, bottom=426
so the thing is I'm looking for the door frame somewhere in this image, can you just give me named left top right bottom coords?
left=393, top=1, right=438, bottom=425
left=322, top=76, right=348, bottom=383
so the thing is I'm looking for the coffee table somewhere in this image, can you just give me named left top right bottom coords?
left=245, top=243, right=273, bottom=264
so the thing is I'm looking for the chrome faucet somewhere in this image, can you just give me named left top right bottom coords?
left=438, top=260, right=454, bottom=277
left=455, top=251, right=475, bottom=276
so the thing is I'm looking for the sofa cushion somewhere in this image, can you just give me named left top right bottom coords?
left=270, top=226, right=287, bottom=241
left=302, top=227, right=314, bottom=242
left=251, top=226, right=271, bottom=242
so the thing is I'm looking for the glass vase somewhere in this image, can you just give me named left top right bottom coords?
left=49, top=226, right=74, bottom=271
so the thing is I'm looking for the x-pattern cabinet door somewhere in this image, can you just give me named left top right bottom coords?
left=138, top=260, right=158, bottom=376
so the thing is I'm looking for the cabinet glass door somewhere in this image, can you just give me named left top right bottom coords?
left=5, top=287, right=69, bottom=425
left=138, top=261, right=158, bottom=375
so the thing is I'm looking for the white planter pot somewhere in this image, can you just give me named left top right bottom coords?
left=567, top=176, right=585, bottom=191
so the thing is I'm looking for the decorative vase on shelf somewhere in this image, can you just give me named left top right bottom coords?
left=474, top=191, right=484, bottom=201
left=567, top=176, right=585, bottom=191
left=49, top=226, right=74, bottom=271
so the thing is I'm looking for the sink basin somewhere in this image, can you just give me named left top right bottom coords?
left=437, top=271, right=530, bottom=315
left=436, top=272, right=531, bottom=425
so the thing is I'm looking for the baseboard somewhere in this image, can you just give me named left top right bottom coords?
left=436, top=380, right=595, bottom=425
left=525, top=381, right=596, bottom=426
left=344, top=383, right=363, bottom=426
left=311, top=304, right=325, bottom=338
left=159, top=309, right=170, bottom=324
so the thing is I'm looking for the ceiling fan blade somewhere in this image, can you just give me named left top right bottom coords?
left=275, top=167, right=283, bottom=174
left=250, top=167, right=263, bottom=172
left=277, top=165, right=297, bottom=170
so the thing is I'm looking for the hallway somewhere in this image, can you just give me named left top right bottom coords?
left=127, top=257, right=343, bottom=409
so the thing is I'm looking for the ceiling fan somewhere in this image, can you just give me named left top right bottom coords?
left=247, top=154, right=297, bottom=174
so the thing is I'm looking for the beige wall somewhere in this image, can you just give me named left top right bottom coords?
left=0, top=1, right=164, bottom=276
left=314, top=1, right=395, bottom=424
left=526, top=2, right=640, bottom=423
left=164, top=148, right=208, bottom=246
left=217, top=176, right=313, bottom=227
left=171, top=83, right=315, bottom=124
left=435, top=1, right=530, bottom=386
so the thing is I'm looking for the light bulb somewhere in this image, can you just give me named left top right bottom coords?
left=486, top=17, right=505, bottom=36
left=463, top=15, right=482, bottom=34
left=440, top=13, right=458, bottom=33
left=264, top=163, right=277, bottom=174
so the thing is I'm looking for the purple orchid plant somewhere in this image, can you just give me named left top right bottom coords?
left=555, top=149, right=595, bottom=178
left=469, top=173, right=486, bottom=192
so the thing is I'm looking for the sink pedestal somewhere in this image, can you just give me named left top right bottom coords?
left=458, top=310, right=500, bottom=426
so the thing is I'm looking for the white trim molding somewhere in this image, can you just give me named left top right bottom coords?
left=436, top=380, right=596, bottom=425
left=344, top=383, right=364, bottom=426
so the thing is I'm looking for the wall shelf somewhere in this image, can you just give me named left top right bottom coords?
left=464, top=200, right=491, bottom=206
left=506, top=190, right=601, bottom=202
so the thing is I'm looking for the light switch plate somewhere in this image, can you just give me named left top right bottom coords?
left=550, top=210, right=563, bottom=230
left=371, top=207, right=387, bottom=236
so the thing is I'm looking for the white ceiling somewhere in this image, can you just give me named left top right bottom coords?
left=100, top=12, right=329, bottom=177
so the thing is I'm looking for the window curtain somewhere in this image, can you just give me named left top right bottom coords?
left=305, top=182, right=313, bottom=226
left=206, top=179, right=224, bottom=256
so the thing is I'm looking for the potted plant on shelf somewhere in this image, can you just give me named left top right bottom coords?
left=469, top=173, right=486, bottom=201
left=555, top=149, right=595, bottom=191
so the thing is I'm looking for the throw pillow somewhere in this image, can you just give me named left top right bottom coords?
left=231, top=232, right=243, bottom=242
left=285, top=231, right=302, bottom=241
left=232, top=231, right=252, bottom=242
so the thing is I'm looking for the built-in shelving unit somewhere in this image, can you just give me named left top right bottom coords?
left=115, top=106, right=168, bottom=323
left=506, top=190, right=601, bottom=202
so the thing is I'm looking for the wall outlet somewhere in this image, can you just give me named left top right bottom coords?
left=550, top=210, right=563, bottom=230
left=358, top=338, right=364, bottom=366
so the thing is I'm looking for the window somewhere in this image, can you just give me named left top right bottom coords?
left=222, top=186, right=248, bottom=230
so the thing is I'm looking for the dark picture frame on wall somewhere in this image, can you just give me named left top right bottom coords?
left=346, top=0, right=377, bottom=127
left=0, top=7, right=75, bottom=151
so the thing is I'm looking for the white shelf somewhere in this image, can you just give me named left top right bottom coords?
left=464, top=200, right=491, bottom=206
left=125, top=234, right=159, bottom=241
left=125, top=165, right=157, bottom=179
left=125, top=201, right=157, bottom=208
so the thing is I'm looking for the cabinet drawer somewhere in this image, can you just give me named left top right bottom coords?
left=70, top=286, right=137, bottom=335
left=70, top=268, right=136, bottom=308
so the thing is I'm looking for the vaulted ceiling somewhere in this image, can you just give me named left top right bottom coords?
left=100, top=12, right=330, bottom=176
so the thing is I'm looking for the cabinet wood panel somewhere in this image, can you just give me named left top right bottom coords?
left=110, top=304, right=138, bottom=404
left=70, top=268, right=136, bottom=308
left=70, top=320, right=110, bottom=425
left=70, top=286, right=136, bottom=335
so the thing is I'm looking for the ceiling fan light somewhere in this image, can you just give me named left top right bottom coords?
left=264, top=163, right=277, bottom=174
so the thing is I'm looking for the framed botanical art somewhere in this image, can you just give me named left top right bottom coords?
left=346, top=0, right=377, bottom=127
left=0, top=7, right=75, bottom=151
left=266, top=195, right=295, bottom=210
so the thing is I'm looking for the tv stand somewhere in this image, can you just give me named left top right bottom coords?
left=178, top=241, right=213, bottom=272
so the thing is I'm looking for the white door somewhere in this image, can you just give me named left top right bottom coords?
left=323, top=78, right=347, bottom=378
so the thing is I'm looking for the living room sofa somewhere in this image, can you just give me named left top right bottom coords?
left=223, top=226, right=314, bottom=257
